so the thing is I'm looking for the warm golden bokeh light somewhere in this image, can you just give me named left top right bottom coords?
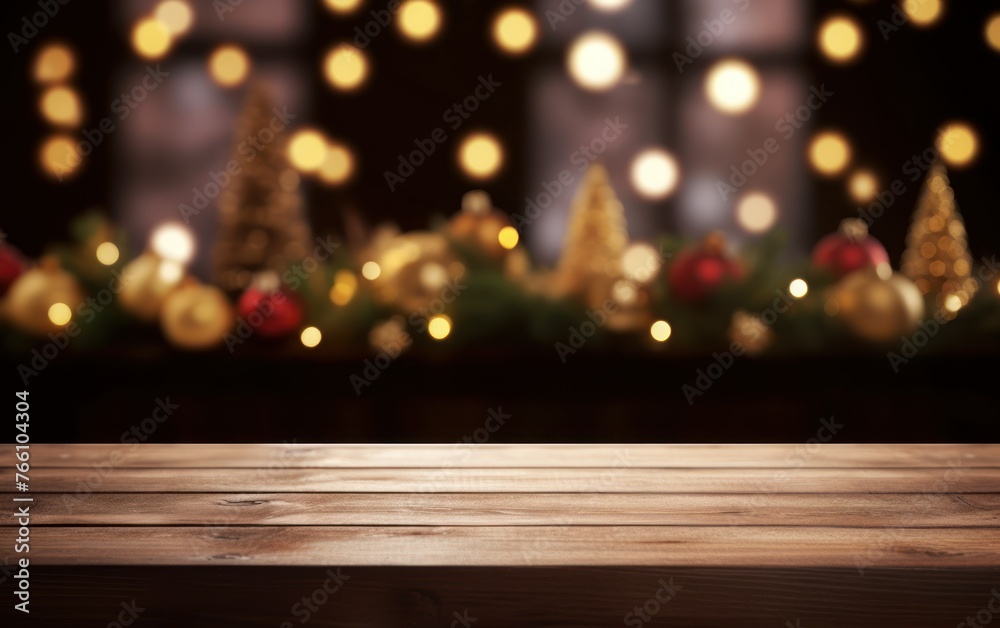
left=458, top=133, right=504, bottom=179
left=151, top=223, right=196, bottom=264
left=288, top=130, right=328, bottom=172
left=155, top=0, right=194, bottom=36
left=622, top=243, right=662, bottom=284
left=735, top=192, right=778, bottom=233
left=704, top=58, right=760, bottom=114
left=300, top=326, right=323, bottom=348
left=987, top=14, right=1000, bottom=51
left=330, top=269, right=358, bottom=305
left=903, top=0, right=943, bottom=27
left=361, top=261, right=382, bottom=280
left=323, top=0, right=364, bottom=14
left=428, top=314, right=452, bottom=340
left=39, top=135, right=81, bottom=179
left=848, top=170, right=878, bottom=202
left=398, top=0, right=442, bottom=43
left=567, top=31, right=626, bottom=91
left=498, top=226, right=520, bottom=250
left=492, top=8, right=538, bottom=55
left=33, top=43, right=75, bottom=84
left=650, top=320, right=672, bottom=342
left=789, top=278, right=809, bottom=298
left=818, top=15, right=863, bottom=63
left=936, top=122, right=979, bottom=167
left=809, top=132, right=852, bottom=176
left=40, top=86, right=83, bottom=127
left=591, top=0, right=633, bottom=10
left=208, top=45, right=250, bottom=88
left=323, top=45, right=369, bottom=91
left=132, top=17, right=172, bottom=60
left=318, top=142, right=355, bottom=185
left=47, top=302, right=73, bottom=326
left=96, top=242, right=121, bottom=266
left=630, top=149, right=680, bottom=199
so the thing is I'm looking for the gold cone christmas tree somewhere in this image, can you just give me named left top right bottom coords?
left=213, top=81, right=313, bottom=292
left=554, top=163, right=629, bottom=306
left=900, top=161, right=978, bottom=318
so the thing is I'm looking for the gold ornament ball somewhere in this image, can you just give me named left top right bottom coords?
left=832, top=269, right=925, bottom=343
left=160, top=282, right=235, bottom=350
left=118, top=252, right=185, bottom=321
left=446, top=190, right=514, bottom=260
left=3, top=257, right=84, bottom=335
left=367, top=231, right=464, bottom=313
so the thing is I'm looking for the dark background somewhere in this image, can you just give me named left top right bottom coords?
left=2, top=0, right=998, bottom=444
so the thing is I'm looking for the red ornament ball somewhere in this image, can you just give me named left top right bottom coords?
left=812, top=218, right=889, bottom=278
left=237, top=274, right=303, bottom=338
left=0, top=240, right=27, bottom=298
left=668, top=232, right=744, bottom=303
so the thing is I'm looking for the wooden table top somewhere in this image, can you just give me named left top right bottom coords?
left=9, top=443, right=1000, bottom=568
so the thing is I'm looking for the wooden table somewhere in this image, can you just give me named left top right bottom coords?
left=6, top=444, right=1000, bottom=626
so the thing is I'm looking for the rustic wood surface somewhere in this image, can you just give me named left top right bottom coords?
left=5, top=443, right=999, bottom=626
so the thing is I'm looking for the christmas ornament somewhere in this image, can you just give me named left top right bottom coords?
left=668, top=232, right=743, bottom=303
left=812, top=218, right=889, bottom=279
left=237, top=272, right=303, bottom=338
left=161, top=281, right=235, bottom=350
left=3, top=256, right=84, bottom=335
left=554, top=163, right=629, bottom=307
left=214, top=82, right=313, bottom=293
left=0, top=232, right=27, bottom=298
left=446, top=190, right=514, bottom=260
left=118, top=252, right=185, bottom=321
left=605, top=278, right=653, bottom=332
left=900, top=162, right=979, bottom=319
left=366, top=231, right=464, bottom=313
left=728, top=310, right=774, bottom=355
left=831, top=269, right=925, bottom=343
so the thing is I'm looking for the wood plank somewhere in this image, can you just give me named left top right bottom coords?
left=26, top=525, right=1000, bottom=566
left=25, top=492, right=1000, bottom=527
left=15, top=466, right=1000, bottom=493
left=20, top=566, right=1000, bottom=628
left=16, top=443, right=1000, bottom=468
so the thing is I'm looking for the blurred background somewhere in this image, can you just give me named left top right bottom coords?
left=1, top=0, right=998, bottom=444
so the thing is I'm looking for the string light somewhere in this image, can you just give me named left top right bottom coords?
left=151, top=223, right=195, bottom=264
left=288, top=130, right=328, bottom=172
left=936, top=123, right=978, bottom=167
left=704, top=58, right=760, bottom=114
left=208, top=45, right=250, bottom=88
left=808, top=132, right=851, bottom=176
left=567, top=31, right=626, bottom=91
left=154, top=0, right=194, bottom=36
left=39, top=134, right=81, bottom=179
left=492, top=7, right=538, bottom=55
left=650, top=320, right=672, bottom=342
left=132, top=17, right=172, bottom=60
left=324, top=45, right=369, bottom=91
left=39, top=86, right=83, bottom=127
left=735, top=192, right=778, bottom=233
left=458, top=133, right=503, bottom=179
left=789, top=278, right=809, bottom=298
left=848, top=170, right=878, bottom=202
left=33, top=43, right=75, bottom=83
left=96, top=242, right=120, bottom=266
left=818, top=15, right=863, bottom=63
left=498, top=226, right=519, bottom=250
left=47, top=303, right=72, bottom=326
left=428, top=314, right=452, bottom=339
left=398, top=0, right=442, bottom=43
left=630, top=149, right=679, bottom=199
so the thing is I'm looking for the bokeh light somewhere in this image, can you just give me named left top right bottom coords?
left=398, top=0, right=442, bottom=43
left=630, top=149, right=679, bottom=199
left=318, top=142, right=354, bottom=185
left=208, top=45, right=250, bottom=88
left=323, top=45, right=369, bottom=91
left=622, top=243, right=662, bottom=283
left=704, top=58, right=760, bottom=114
left=567, top=31, right=626, bottom=91
left=330, top=269, right=358, bottom=306
left=789, top=278, right=809, bottom=298
left=131, top=17, right=172, bottom=60
left=154, top=0, right=194, bottom=36
left=361, top=261, right=382, bottom=280
left=903, top=0, right=943, bottom=27
left=848, top=170, right=878, bottom=202
left=323, top=0, right=364, bottom=14
left=96, top=242, right=120, bottom=266
left=39, top=135, right=81, bottom=179
left=428, top=314, right=452, bottom=340
left=936, top=122, right=979, bottom=167
left=987, top=14, right=1000, bottom=52
left=300, top=326, right=323, bottom=348
left=458, top=133, right=504, bottom=179
left=809, top=132, right=852, bottom=176
left=47, top=303, right=72, bottom=326
left=151, top=223, right=195, bottom=264
left=40, top=86, right=83, bottom=127
left=735, top=192, right=778, bottom=233
left=818, top=15, right=863, bottom=63
left=498, top=226, right=519, bottom=250
left=592, top=0, right=632, bottom=9
left=492, top=8, right=538, bottom=55
left=33, top=44, right=75, bottom=84
left=288, top=130, right=328, bottom=172
left=650, top=320, right=672, bottom=342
